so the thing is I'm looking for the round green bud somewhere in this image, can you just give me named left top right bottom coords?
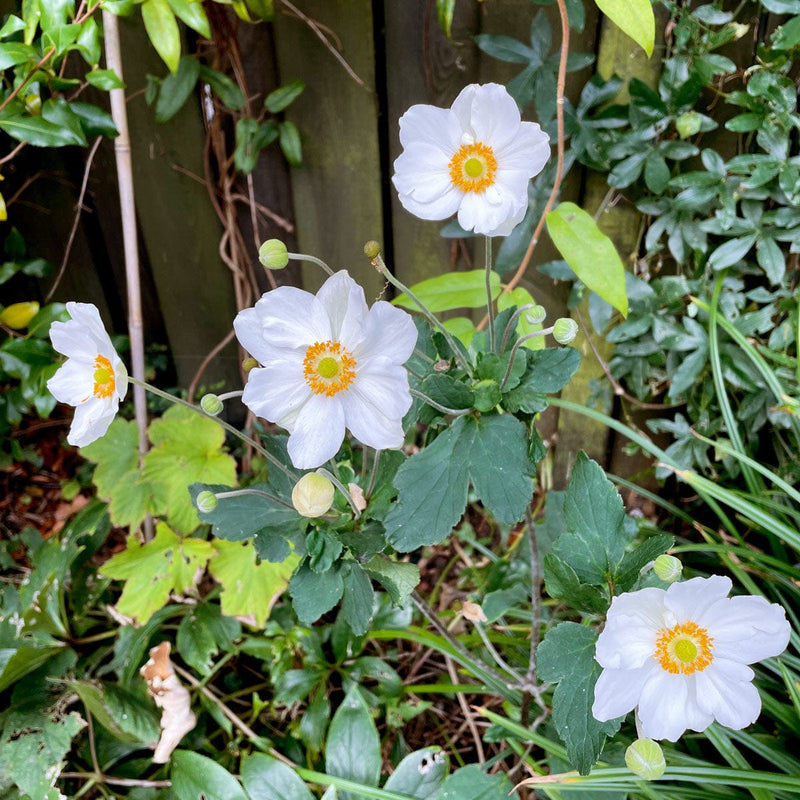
left=200, top=393, right=224, bottom=416
left=653, top=554, right=682, bottom=583
left=525, top=304, right=547, bottom=325
left=625, top=738, right=666, bottom=781
left=363, top=240, right=381, bottom=259
left=259, top=239, right=289, bottom=270
left=242, top=357, right=259, bottom=373
left=553, top=318, right=579, bottom=345
left=196, top=490, right=218, bottom=513
left=473, top=378, right=502, bottom=413
left=292, top=473, right=335, bottom=518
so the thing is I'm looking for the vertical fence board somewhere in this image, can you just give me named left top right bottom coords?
left=273, top=1, right=384, bottom=299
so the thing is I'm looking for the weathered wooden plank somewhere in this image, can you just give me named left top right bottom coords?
left=272, top=1, right=384, bottom=298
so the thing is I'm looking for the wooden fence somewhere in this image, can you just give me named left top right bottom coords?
left=3, top=0, right=775, bottom=486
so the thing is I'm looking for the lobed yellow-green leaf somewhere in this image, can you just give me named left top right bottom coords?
left=594, top=0, right=655, bottom=57
left=546, top=202, right=628, bottom=318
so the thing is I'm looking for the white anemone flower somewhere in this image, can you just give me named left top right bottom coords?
left=392, top=82, right=550, bottom=237
left=234, top=270, right=417, bottom=469
left=47, top=302, right=128, bottom=447
left=592, top=575, right=791, bottom=742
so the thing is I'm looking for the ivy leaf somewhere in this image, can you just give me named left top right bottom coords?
left=536, top=622, right=620, bottom=775
left=546, top=202, right=628, bottom=317
left=554, top=452, right=626, bottom=585
left=172, top=750, right=249, bottom=800
left=208, top=540, right=298, bottom=627
left=325, top=686, right=381, bottom=800
left=100, top=523, right=215, bottom=624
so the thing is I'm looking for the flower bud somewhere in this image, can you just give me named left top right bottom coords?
left=242, top=357, right=259, bottom=373
left=196, top=490, right=218, bottom=513
left=292, top=473, right=335, bottom=518
left=200, top=393, right=224, bottom=416
left=653, top=554, right=682, bottom=583
left=525, top=304, right=547, bottom=325
left=625, top=738, right=666, bottom=781
left=259, top=239, right=289, bottom=270
left=552, top=318, right=578, bottom=345
left=0, top=301, right=39, bottom=329
left=363, top=240, right=381, bottom=259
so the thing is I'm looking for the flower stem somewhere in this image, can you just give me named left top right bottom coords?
left=315, top=467, right=361, bottom=519
left=484, top=235, right=495, bottom=352
left=370, top=253, right=472, bottom=374
left=288, top=252, right=334, bottom=276
left=409, top=388, right=472, bottom=417
left=499, top=330, right=553, bottom=391
left=128, top=377, right=297, bottom=482
left=499, top=303, right=534, bottom=353
left=214, top=488, right=294, bottom=510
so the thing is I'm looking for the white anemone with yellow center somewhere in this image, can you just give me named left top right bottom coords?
left=47, top=302, right=129, bottom=447
left=234, top=270, right=417, bottom=469
left=591, top=575, right=790, bottom=741
left=392, top=82, right=550, bottom=237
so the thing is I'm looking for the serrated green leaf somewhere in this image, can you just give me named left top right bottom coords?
left=325, top=686, right=381, bottom=800
left=207, top=539, right=297, bottom=627
left=536, top=622, right=620, bottom=775
left=394, top=270, right=502, bottom=313
left=363, top=555, right=419, bottom=606
left=554, top=452, right=626, bottom=584
left=100, top=523, right=215, bottom=624
left=595, top=0, right=654, bottom=56
left=142, top=405, right=237, bottom=533
left=543, top=553, right=608, bottom=613
left=172, top=750, right=249, bottom=800
left=341, top=563, right=374, bottom=636
left=290, top=561, right=344, bottom=623
left=176, top=602, right=240, bottom=674
left=546, top=202, right=627, bottom=317
left=241, top=752, right=315, bottom=800
left=141, top=0, right=181, bottom=73
left=615, top=534, right=674, bottom=590
left=384, top=747, right=448, bottom=799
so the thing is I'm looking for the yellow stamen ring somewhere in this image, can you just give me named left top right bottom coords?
left=654, top=620, right=714, bottom=675
left=303, top=340, right=356, bottom=397
left=448, top=142, right=498, bottom=193
left=92, top=354, right=116, bottom=400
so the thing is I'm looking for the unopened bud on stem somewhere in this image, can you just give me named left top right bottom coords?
left=200, top=393, right=224, bottom=416
left=653, top=554, right=682, bottom=583
left=196, top=490, right=218, bottom=513
left=625, top=738, right=666, bottom=780
left=363, top=240, right=381, bottom=260
left=553, top=317, right=578, bottom=345
left=259, top=239, right=289, bottom=270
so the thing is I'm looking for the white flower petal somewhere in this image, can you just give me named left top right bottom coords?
left=665, top=575, right=732, bottom=621
left=636, top=673, right=712, bottom=741
left=695, top=660, right=762, bottom=729
left=47, top=358, right=93, bottom=406
left=705, top=595, right=790, bottom=663
left=356, top=301, right=418, bottom=365
left=241, top=363, right=310, bottom=426
left=395, top=182, right=463, bottom=222
left=398, top=103, right=460, bottom=150
left=451, top=83, right=522, bottom=151
left=68, top=397, right=118, bottom=447
left=592, top=665, right=652, bottom=721
left=316, top=271, right=368, bottom=347
left=596, top=619, right=659, bottom=670
left=287, top=393, right=346, bottom=468
left=496, top=120, right=550, bottom=178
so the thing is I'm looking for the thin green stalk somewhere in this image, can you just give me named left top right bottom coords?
left=409, top=387, right=472, bottom=416
left=288, top=252, right=334, bottom=276
left=315, top=467, right=361, bottom=519
left=128, top=377, right=297, bottom=482
left=214, top=488, right=294, bottom=509
left=484, top=235, right=495, bottom=352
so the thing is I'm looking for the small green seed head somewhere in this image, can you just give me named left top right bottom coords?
left=363, top=240, right=381, bottom=259
left=196, top=490, right=218, bottom=513
left=242, top=357, right=259, bottom=373
left=292, top=473, right=335, bottom=518
left=553, top=317, right=578, bottom=345
left=625, top=739, right=666, bottom=781
left=200, top=393, right=224, bottom=416
left=653, top=554, right=682, bottom=583
left=259, top=239, right=289, bottom=270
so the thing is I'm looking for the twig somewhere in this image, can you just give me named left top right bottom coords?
left=60, top=773, right=172, bottom=789
left=0, top=140, right=26, bottom=167
left=445, top=656, right=485, bottom=762
left=519, top=509, right=546, bottom=726
left=187, top=327, right=237, bottom=402
left=45, top=136, right=103, bottom=302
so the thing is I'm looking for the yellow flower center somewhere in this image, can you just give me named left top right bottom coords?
left=448, top=142, right=498, bottom=193
left=654, top=620, right=714, bottom=675
left=92, top=355, right=116, bottom=400
left=303, top=341, right=356, bottom=396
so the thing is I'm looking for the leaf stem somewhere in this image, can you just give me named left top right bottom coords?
left=484, top=235, right=495, bottom=352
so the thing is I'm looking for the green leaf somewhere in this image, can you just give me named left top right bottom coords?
left=615, top=534, right=674, bottom=591
left=0, top=42, right=38, bottom=70
left=207, top=539, right=298, bottom=627
left=325, top=686, right=381, bottom=800
left=100, top=523, right=215, bottom=624
left=142, top=405, right=237, bottom=534
left=436, top=0, right=456, bottom=37
left=341, top=563, right=375, bottom=636
left=69, top=101, right=119, bottom=137
left=154, top=56, right=200, bottom=123
left=176, top=602, right=240, bottom=674
left=241, top=752, right=315, bottom=800
left=384, top=747, right=448, bottom=799
left=553, top=452, right=626, bottom=584
left=199, top=64, right=246, bottom=110
left=543, top=553, right=608, bottom=613
left=290, top=561, right=344, bottom=623
left=707, top=233, right=757, bottom=270
left=512, top=346, right=581, bottom=395
left=279, top=120, right=303, bottom=167
left=0, top=113, right=85, bottom=147
left=363, top=555, right=419, bottom=606
left=644, top=151, right=670, bottom=194
left=234, top=118, right=279, bottom=174
left=242, top=0, right=274, bottom=21
left=76, top=17, right=101, bottom=64
left=141, top=0, right=181, bottom=73
left=473, top=33, right=534, bottom=63
left=171, top=750, right=249, bottom=800
left=756, top=236, right=785, bottom=284
left=265, top=79, right=305, bottom=113
left=166, top=0, right=210, bottom=38
left=394, top=270, right=501, bottom=313
left=436, top=764, right=517, bottom=799
left=536, top=622, right=620, bottom=774
left=594, top=0, right=654, bottom=56
left=546, top=202, right=628, bottom=317
left=0, top=640, right=65, bottom=693
left=69, top=680, right=161, bottom=743
left=86, top=68, right=125, bottom=90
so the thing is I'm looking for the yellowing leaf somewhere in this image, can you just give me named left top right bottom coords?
left=497, top=288, right=544, bottom=351
left=208, top=540, right=298, bottom=627
left=595, top=0, right=655, bottom=57
left=141, top=0, right=181, bottom=73
left=0, top=301, right=39, bottom=329
left=393, top=269, right=501, bottom=313
left=546, top=202, right=628, bottom=318
left=100, top=524, right=215, bottom=624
